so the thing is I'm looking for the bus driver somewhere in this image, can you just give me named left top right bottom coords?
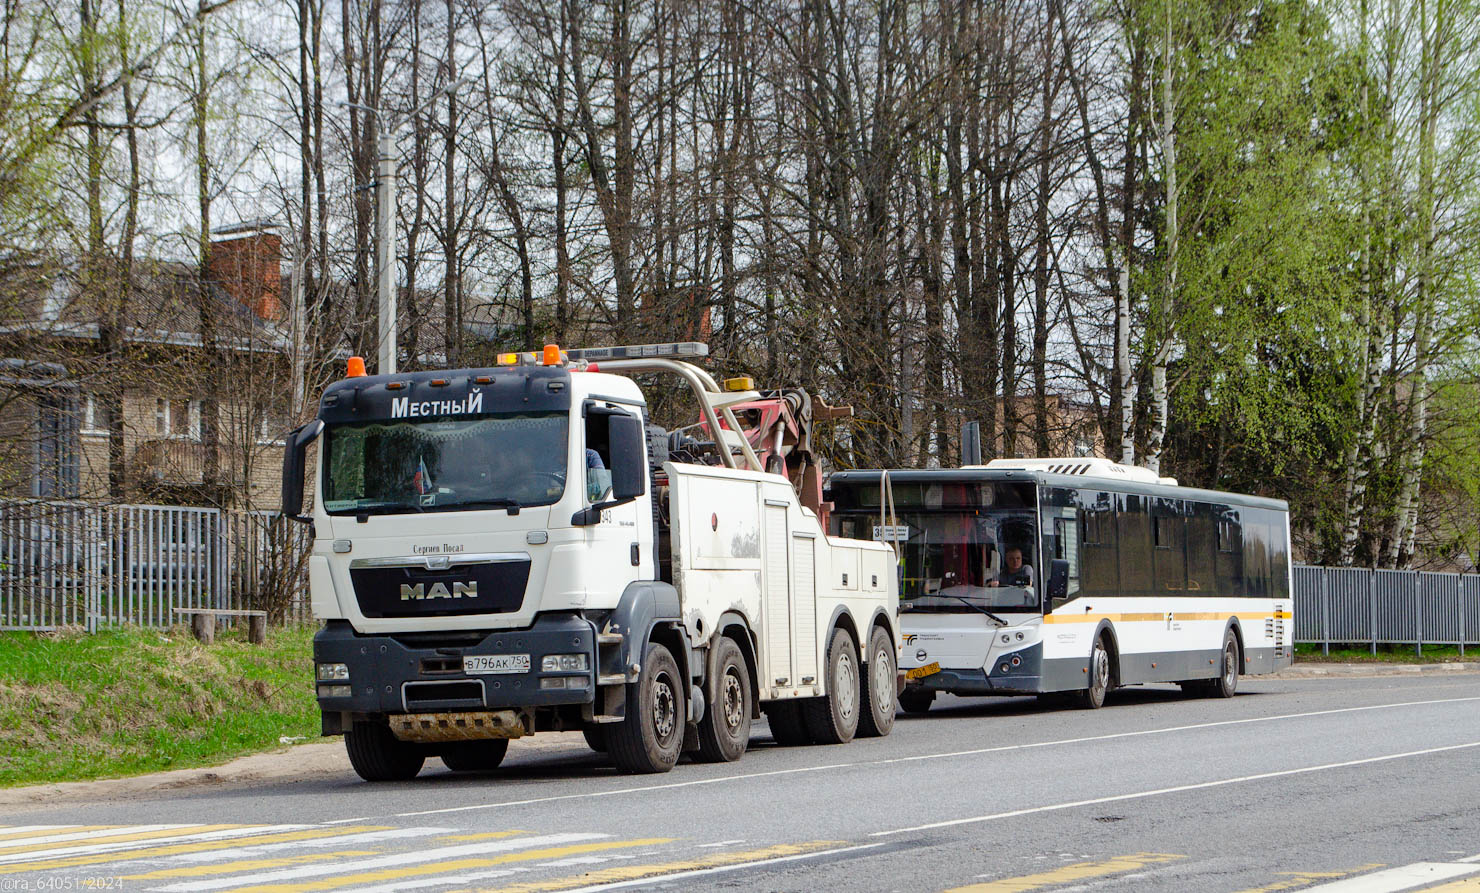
left=990, top=546, right=1034, bottom=588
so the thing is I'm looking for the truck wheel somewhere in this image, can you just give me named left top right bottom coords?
left=763, top=700, right=813, bottom=746
left=857, top=626, right=897, bottom=738
left=694, top=637, right=752, bottom=762
left=440, top=739, right=509, bottom=772
left=608, top=642, right=685, bottom=774
left=345, top=720, right=425, bottom=782
left=898, top=687, right=935, bottom=714
left=802, top=627, right=861, bottom=744
left=1078, top=636, right=1112, bottom=709
left=582, top=724, right=609, bottom=753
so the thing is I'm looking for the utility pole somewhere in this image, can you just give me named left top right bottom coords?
left=348, top=78, right=466, bottom=376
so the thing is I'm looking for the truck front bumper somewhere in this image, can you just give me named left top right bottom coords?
left=313, top=614, right=599, bottom=721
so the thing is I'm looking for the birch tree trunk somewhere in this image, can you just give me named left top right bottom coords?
left=1145, top=0, right=1176, bottom=477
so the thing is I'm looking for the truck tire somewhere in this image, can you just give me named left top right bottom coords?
left=802, top=627, right=861, bottom=744
left=898, top=687, right=935, bottom=714
left=345, top=720, right=425, bottom=782
left=694, top=637, right=752, bottom=763
left=857, top=625, right=897, bottom=738
left=763, top=700, right=813, bottom=746
left=440, top=739, right=509, bottom=772
left=582, top=724, right=608, bottom=753
left=607, top=642, right=685, bottom=774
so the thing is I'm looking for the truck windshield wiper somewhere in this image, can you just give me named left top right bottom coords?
left=455, top=498, right=523, bottom=514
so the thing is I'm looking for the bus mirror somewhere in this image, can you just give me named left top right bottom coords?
left=1047, top=558, right=1070, bottom=605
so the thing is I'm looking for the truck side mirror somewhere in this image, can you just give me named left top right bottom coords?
left=608, top=411, right=646, bottom=501
left=573, top=405, right=646, bottom=526
left=1047, top=558, right=1070, bottom=608
left=280, top=419, right=324, bottom=524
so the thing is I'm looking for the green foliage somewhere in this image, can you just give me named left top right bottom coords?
left=0, top=624, right=319, bottom=787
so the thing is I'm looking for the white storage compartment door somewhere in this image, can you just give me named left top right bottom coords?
left=793, top=533, right=819, bottom=683
left=764, top=503, right=793, bottom=686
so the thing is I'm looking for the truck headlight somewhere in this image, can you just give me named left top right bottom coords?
left=318, top=684, right=352, bottom=698
left=541, top=654, right=589, bottom=673
left=540, top=676, right=587, bottom=690
left=316, top=663, right=350, bottom=681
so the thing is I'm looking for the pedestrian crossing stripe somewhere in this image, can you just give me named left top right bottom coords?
left=0, top=826, right=391, bottom=873
left=1426, top=879, right=1480, bottom=892
left=196, top=838, right=676, bottom=893
left=477, top=840, right=851, bottom=892
left=0, top=825, right=121, bottom=843
left=943, top=853, right=1187, bottom=892
left=1231, top=865, right=1386, bottom=893
left=120, top=850, right=384, bottom=881
left=0, top=825, right=249, bottom=857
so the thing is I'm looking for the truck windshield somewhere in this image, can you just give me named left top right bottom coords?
left=322, top=411, right=568, bottom=515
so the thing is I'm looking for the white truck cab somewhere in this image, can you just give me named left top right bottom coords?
left=283, top=342, right=899, bottom=780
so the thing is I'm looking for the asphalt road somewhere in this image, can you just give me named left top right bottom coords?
left=3, top=672, right=1479, bottom=893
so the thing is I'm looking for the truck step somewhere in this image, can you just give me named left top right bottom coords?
left=596, top=633, right=624, bottom=645
left=596, top=674, right=627, bottom=686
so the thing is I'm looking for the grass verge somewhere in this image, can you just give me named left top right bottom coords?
left=0, top=624, right=318, bottom=788
left=1294, top=642, right=1476, bottom=663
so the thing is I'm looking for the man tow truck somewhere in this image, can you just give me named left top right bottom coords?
left=282, top=342, right=899, bottom=780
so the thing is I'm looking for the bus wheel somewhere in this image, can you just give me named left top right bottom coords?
left=803, top=628, right=861, bottom=744
left=764, top=700, right=813, bottom=746
left=694, top=637, right=752, bottom=762
left=898, top=687, right=935, bottom=714
left=1210, top=630, right=1240, bottom=698
left=857, top=626, right=897, bottom=738
left=1078, top=637, right=1112, bottom=709
left=346, top=721, right=425, bottom=782
left=440, top=739, right=509, bottom=772
left=608, top=642, right=684, bottom=774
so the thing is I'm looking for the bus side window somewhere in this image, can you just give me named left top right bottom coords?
left=1118, top=494, right=1153, bottom=597
left=1187, top=502, right=1217, bottom=595
left=1052, top=516, right=1080, bottom=602
left=1216, top=510, right=1244, bottom=595
left=1080, top=489, right=1118, bottom=598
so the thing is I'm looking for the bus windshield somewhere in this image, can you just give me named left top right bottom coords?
left=322, top=411, right=568, bottom=515
left=892, top=510, right=1039, bottom=612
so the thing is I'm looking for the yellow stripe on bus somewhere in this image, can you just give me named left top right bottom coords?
left=1044, top=612, right=1276, bottom=625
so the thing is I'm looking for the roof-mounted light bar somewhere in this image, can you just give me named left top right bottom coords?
left=566, top=342, right=708, bottom=362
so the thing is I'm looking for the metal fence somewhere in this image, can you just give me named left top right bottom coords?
left=1293, top=564, right=1480, bottom=655
left=0, top=499, right=310, bottom=632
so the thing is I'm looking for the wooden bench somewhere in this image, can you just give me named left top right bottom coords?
left=173, top=608, right=268, bottom=645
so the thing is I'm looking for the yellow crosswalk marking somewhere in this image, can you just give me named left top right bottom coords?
left=944, top=853, right=1187, bottom=892
left=0, top=824, right=245, bottom=856
left=438, top=832, right=530, bottom=842
left=0, top=826, right=120, bottom=843
left=215, top=839, right=675, bottom=893
left=121, top=851, right=383, bottom=880
left=0, top=826, right=393, bottom=873
left=478, top=840, right=848, bottom=892
left=1231, top=864, right=1385, bottom=893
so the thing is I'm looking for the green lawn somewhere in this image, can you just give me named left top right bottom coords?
left=1294, top=642, right=1477, bottom=663
left=0, top=624, right=319, bottom=787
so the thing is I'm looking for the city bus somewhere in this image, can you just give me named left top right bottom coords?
left=827, top=458, right=1293, bottom=711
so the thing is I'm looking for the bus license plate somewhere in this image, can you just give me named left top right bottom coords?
left=905, top=662, right=940, bottom=681
left=463, top=654, right=530, bottom=675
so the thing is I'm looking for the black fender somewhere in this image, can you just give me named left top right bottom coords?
left=863, top=606, right=898, bottom=658
left=823, top=604, right=862, bottom=659
left=710, top=610, right=762, bottom=719
left=1223, top=617, right=1245, bottom=674
left=1090, top=618, right=1121, bottom=686
left=605, top=580, right=698, bottom=722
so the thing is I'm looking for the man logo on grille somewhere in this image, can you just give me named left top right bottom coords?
left=400, top=581, right=477, bottom=600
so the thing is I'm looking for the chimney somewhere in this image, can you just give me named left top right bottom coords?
left=209, top=220, right=282, bottom=321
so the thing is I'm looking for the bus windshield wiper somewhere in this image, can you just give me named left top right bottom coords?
left=941, top=593, right=1008, bottom=627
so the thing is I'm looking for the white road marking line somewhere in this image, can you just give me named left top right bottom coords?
left=0, top=826, right=81, bottom=838
left=0, top=826, right=310, bottom=866
left=0, top=825, right=193, bottom=849
left=551, top=841, right=889, bottom=892
left=162, top=828, right=456, bottom=864
left=343, top=695, right=1480, bottom=822
left=149, top=832, right=609, bottom=892
left=323, top=866, right=536, bottom=893
left=695, top=840, right=746, bottom=848
left=870, top=740, right=1480, bottom=836
left=1298, top=862, right=1480, bottom=892
left=1460, top=854, right=1480, bottom=864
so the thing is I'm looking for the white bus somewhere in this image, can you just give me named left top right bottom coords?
left=827, top=458, right=1293, bottom=711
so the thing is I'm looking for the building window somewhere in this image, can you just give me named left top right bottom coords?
left=155, top=397, right=201, bottom=439
left=82, top=394, right=115, bottom=436
left=36, top=395, right=80, bottom=498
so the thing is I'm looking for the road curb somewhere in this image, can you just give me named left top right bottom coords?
left=1272, top=661, right=1480, bottom=679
